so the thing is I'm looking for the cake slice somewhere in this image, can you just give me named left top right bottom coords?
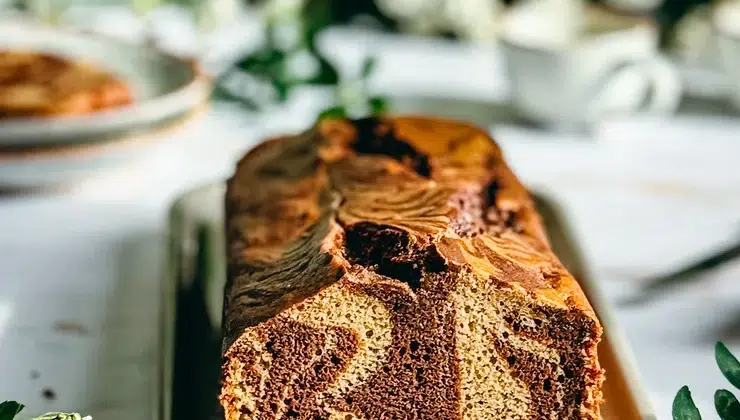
left=0, top=50, right=132, bottom=118
left=221, top=116, right=604, bottom=419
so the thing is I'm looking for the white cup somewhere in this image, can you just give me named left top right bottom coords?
left=500, top=3, right=682, bottom=129
left=714, top=1, right=740, bottom=111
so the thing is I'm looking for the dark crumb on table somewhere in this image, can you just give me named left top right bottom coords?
left=53, top=320, right=89, bottom=336
left=42, top=388, right=56, bottom=401
left=30, top=370, right=40, bottom=380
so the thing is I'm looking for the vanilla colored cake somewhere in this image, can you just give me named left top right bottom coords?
left=221, top=116, right=604, bottom=419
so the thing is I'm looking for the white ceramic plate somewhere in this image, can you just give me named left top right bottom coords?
left=0, top=18, right=211, bottom=146
left=0, top=138, right=160, bottom=190
left=0, top=106, right=204, bottom=189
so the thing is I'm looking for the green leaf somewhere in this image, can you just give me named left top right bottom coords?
left=715, top=389, right=740, bottom=420
left=673, top=386, right=703, bottom=420
left=272, top=79, right=292, bottom=102
left=210, top=84, right=260, bottom=111
left=235, top=49, right=285, bottom=75
left=303, top=56, right=339, bottom=86
left=0, top=401, right=24, bottom=420
left=360, top=56, right=377, bottom=80
left=302, top=0, right=333, bottom=46
left=368, top=96, right=389, bottom=115
left=316, top=106, right=347, bottom=122
left=717, top=342, right=740, bottom=390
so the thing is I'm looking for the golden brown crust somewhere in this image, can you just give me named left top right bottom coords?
left=0, top=50, right=132, bottom=118
left=223, top=116, right=603, bottom=419
left=226, top=116, right=594, bottom=321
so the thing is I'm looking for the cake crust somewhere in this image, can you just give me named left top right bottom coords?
left=223, top=116, right=604, bottom=419
left=0, top=50, right=132, bottom=118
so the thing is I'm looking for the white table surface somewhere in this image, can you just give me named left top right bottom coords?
left=1, top=21, right=740, bottom=420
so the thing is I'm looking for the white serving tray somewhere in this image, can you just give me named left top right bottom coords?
left=164, top=182, right=657, bottom=420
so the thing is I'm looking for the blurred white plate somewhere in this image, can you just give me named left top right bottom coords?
left=0, top=18, right=211, bottom=146
left=0, top=105, right=206, bottom=189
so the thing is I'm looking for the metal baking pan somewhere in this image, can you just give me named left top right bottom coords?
left=163, top=182, right=657, bottom=420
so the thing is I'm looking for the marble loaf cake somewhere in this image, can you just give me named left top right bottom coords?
left=221, top=116, right=604, bottom=419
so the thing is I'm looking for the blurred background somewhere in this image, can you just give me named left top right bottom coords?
left=0, top=0, right=739, bottom=418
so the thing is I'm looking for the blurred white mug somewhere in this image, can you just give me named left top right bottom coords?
left=500, top=2, right=682, bottom=129
left=714, top=1, right=740, bottom=111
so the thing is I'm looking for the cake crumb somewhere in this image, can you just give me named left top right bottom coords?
left=53, top=320, right=89, bottom=336
left=42, top=388, right=56, bottom=401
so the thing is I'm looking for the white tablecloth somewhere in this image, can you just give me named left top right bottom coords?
left=1, top=24, right=740, bottom=420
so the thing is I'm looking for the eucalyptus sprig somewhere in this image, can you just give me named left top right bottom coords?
left=0, top=402, right=90, bottom=420
left=214, top=0, right=339, bottom=110
left=214, top=0, right=390, bottom=118
left=673, top=342, right=740, bottom=420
